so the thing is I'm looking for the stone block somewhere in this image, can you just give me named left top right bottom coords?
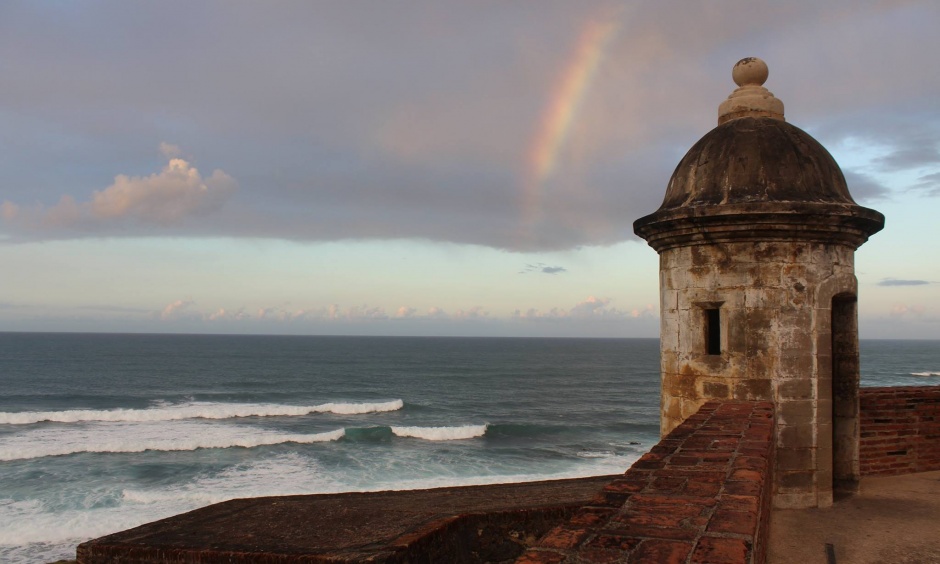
left=583, top=533, right=642, bottom=552
left=775, top=447, right=814, bottom=471
left=690, top=245, right=714, bottom=267
left=779, top=399, right=815, bottom=426
left=702, top=380, right=730, bottom=399
left=745, top=287, right=786, bottom=309
left=733, top=378, right=773, bottom=401
left=773, top=491, right=817, bottom=509
left=680, top=397, right=707, bottom=420
left=816, top=354, right=833, bottom=382
left=664, top=371, right=697, bottom=399
left=777, top=424, right=814, bottom=449
left=690, top=536, right=750, bottom=563
left=706, top=509, right=758, bottom=535
left=815, top=313, right=832, bottom=342
left=777, top=352, right=814, bottom=380
left=632, top=539, right=694, bottom=564
left=725, top=309, right=747, bottom=354
left=660, top=326, right=679, bottom=353
left=777, top=470, right=815, bottom=490
left=515, top=551, right=567, bottom=564
left=661, top=289, right=679, bottom=312
left=776, top=378, right=813, bottom=400
left=688, top=265, right=718, bottom=289
left=661, top=351, right=678, bottom=374
left=745, top=350, right=773, bottom=380
left=537, top=526, right=588, bottom=549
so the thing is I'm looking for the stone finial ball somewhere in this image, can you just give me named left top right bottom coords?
left=732, top=57, right=769, bottom=87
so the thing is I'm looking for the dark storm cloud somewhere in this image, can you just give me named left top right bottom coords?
left=1, top=1, right=939, bottom=251
left=878, top=279, right=930, bottom=287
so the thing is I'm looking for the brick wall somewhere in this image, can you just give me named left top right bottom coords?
left=859, top=386, right=940, bottom=476
left=516, top=401, right=775, bottom=564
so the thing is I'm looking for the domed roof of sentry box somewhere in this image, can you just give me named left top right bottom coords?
left=634, top=57, right=884, bottom=252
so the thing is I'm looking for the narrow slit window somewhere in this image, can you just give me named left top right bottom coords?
left=706, top=308, right=721, bottom=355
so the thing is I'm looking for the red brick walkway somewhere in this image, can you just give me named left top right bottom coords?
left=516, top=401, right=775, bottom=564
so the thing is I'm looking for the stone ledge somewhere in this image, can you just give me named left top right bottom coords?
left=76, top=476, right=615, bottom=564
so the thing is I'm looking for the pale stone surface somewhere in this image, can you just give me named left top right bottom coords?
left=719, top=57, right=784, bottom=123
left=769, top=471, right=940, bottom=563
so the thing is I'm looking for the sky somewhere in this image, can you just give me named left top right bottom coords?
left=1, top=1, right=939, bottom=339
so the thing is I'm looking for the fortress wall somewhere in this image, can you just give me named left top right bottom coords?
left=859, top=386, right=940, bottom=476
left=518, top=400, right=775, bottom=564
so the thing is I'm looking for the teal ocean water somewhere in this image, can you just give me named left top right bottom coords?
left=0, top=334, right=937, bottom=563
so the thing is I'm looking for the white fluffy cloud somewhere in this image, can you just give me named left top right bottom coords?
left=160, top=299, right=194, bottom=320
left=2, top=148, right=236, bottom=234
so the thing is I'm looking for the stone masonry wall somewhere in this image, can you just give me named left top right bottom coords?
left=517, top=401, right=775, bottom=564
left=859, top=386, right=940, bottom=476
left=659, top=240, right=860, bottom=508
left=658, top=241, right=854, bottom=436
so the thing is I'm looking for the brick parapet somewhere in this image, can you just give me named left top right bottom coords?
left=516, top=400, right=775, bottom=564
left=859, top=386, right=940, bottom=476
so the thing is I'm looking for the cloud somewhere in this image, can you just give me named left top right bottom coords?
left=206, top=307, right=249, bottom=321
left=453, top=306, right=488, bottom=320
left=889, top=304, right=927, bottom=317
left=520, top=263, right=568, bottom=275
left=1, top=3, right=937, bottom=251
left=872, top=139, right=940, bottom=172
left=511, top=296, right=655, bottom=322
left=74, top=304, right=153, bottom=314
left=427, top=307, right=448, bottom=319
left=159, top=142, right=182, bottom=159
left=390, top=306, right=490, bottom=321
left=878, top=279, right=930, bottom=287
left=395, top=306, right=417, bottom=319
left=842, top=171, right=892, bottom=203
left=916, top=171, right=940, bottom=196
left=160, top=299, right=194, bottom=320
left=570, top=296, right=613, bottom=316
left=2, top=148, right=236, bottom=236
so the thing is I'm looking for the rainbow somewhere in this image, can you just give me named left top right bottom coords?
left=522, top=17, right=620, bottom=227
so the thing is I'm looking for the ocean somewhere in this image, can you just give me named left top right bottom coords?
left=0, top=333, right=937, bottom=563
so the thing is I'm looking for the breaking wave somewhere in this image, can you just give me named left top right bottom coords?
left=390, top=424, right=488, bottom=441
left=910, top=371, right=940, bottom=377
left=0, top=421, right=344, bottom=461
left=0, top=399, right=404, bottom=425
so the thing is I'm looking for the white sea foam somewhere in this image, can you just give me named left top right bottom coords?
left=911, top=371, right=940, bottom=377
left=0, top=399, right=403, bottom=425
left=0, top=420, right=344, bottom=461
left=122, top=452, right=345, bottom=505
left=363, top=452, right=640, bottom=492
left=576, top=450, right=614, bottom=458
left=391, top=424, right=488, bottom=441
left=0, top=454, right=340, bottom=562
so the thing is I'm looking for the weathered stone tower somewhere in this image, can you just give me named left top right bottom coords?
left=633, top=58, right=884, bottom=509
